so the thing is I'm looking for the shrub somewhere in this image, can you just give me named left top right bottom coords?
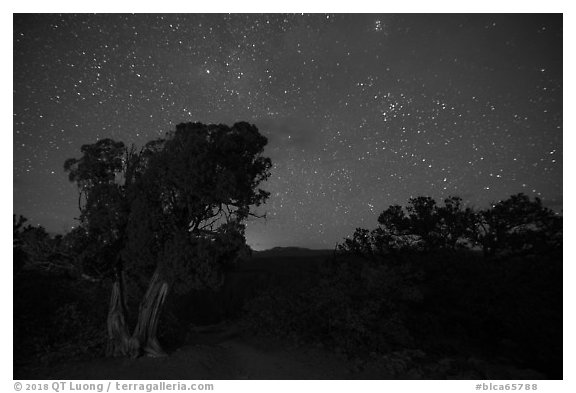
left=244, top=252, right=425, bottom=357
left=244, top=245, right=562, bottom=377
left=14, top=269, right=108, bottom=369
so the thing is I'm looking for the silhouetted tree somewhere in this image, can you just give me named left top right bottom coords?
left=65, top=122, right=271, bottom=358
left=341, top=195, right=510, bottom=258
left=13, top=215, right=28, bottom=274
left=374, top=204, right=413, bottom=254
left=405, top=196, right=443, bottom=251
left=473, top=193, right=561, bottom=257
left=436, top=196, right=476, bottom=250
left=64, top=139, right=134, bottom=274
left=13, top=215, right=74, bottom=274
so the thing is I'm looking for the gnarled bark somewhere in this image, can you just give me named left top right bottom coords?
left=131, top=267, right=169, bottom=358
left=105, top=272, right=132, bottom=357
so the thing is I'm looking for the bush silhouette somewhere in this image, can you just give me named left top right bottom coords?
left=245, top=193, right=562, bottom=377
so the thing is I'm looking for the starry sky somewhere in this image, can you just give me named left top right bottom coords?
left=13, top=13, right=562, bottom=250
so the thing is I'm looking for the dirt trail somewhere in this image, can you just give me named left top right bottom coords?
left=17, top=324, right=546, bottom=380
left=18, top=326, right=357, bottom=380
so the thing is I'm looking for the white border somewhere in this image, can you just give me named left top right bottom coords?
left=4, top=1, right=572, bottom=390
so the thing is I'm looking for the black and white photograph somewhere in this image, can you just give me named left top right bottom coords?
left=12, top=8, right=565, bottom=383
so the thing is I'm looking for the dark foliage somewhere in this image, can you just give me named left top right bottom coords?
left=245, top=193, right=562, bottom=378
left=13, top=215, right=28, bottom=274
left=61, top=121, right=271, bottom=358
left=15, top=153, right=562, bottom=379
left=15, top=121, right=273, bottom=368
left=14, top=269, right=108, bottom=368
left=14, top=220, right=108, bottom=375
left=473, top=193, right=562, bottom=257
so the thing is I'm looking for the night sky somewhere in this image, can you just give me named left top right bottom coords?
left=13, top=14, right=562, bottom=250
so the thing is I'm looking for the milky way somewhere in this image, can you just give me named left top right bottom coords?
left=13, top=14, right=562, bottom=250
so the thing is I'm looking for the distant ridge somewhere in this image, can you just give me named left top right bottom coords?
left=252, top=246, right=332, bottom=258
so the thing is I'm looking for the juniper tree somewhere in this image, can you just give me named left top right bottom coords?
left=65, top=122, right=272, bottom=357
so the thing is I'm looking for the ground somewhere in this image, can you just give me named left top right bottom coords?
left=15, top=322, right=546, bottom=380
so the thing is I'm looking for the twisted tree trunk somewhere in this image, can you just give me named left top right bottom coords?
left=131, top=267, right=169, bottom=358
left=105, top=270, right=133, bottom=357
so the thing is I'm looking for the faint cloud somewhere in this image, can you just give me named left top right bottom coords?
left=256, top=116, right=322, bottom=160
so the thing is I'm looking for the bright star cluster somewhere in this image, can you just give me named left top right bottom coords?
left=13, top=14, right=562, bottom=250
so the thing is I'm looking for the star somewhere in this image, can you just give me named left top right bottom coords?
left=13, top=14, right=562, bottom=249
